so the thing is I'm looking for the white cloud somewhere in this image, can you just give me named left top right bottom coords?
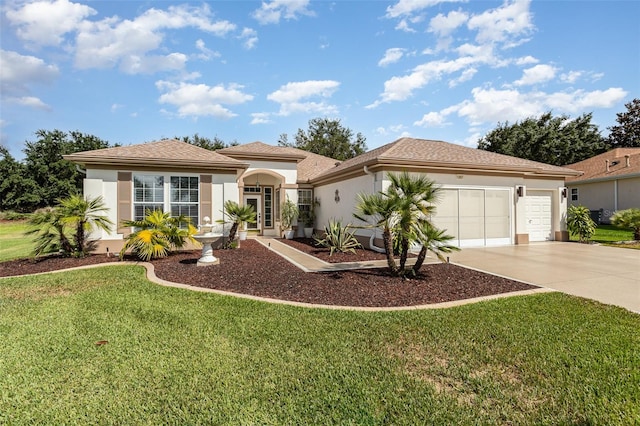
left=449, top=67, right=477, bottom=87
left=467, top=0, right=534, bottom=46
left=5, top=0, right=96, bottom=46
left=515, top=55, right=538, bottom=65
left=414, top=111, right=448, bottom=127
left=156, top=81, right=254, bottom=119
left=240, top=28, right=259, bottom=50
left=251, top=112, right=272, bottom=124
left=395, top=19, right=417, bottom=33
left=445, top=86, right=628, bottom=126
left=252, top=0, right=314, bottom=25
left=514, top=64, right=557, bottom=86
left=74, top=4, right=236, bottom=73
left=385, top=0, right=463, bottom=19
left=111, top=103, right=124, bottom=113
left=267, top=80, right=340, bottom=116
left=0, top=50, right=58, bottom=110
left=194, top=39, right=220, bottom=61
left=378, top=48, right=406, bottom=67
left=428, top=9, right=468, bottom=36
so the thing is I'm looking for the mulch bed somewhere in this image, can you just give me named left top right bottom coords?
left=0, top=240, right=536, bottom=307
left=279, top=237, right=398, bottom=263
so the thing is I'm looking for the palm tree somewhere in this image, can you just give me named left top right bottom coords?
left=25, top=208, right=73, bottom=257
left=120, top=210, right=198, bottom=260
left=220, top=200, right=256, bottom=248
left=58, top=194, right=113, bottom=256
left=354, top=192, right=401, bottom=275
left=354, top=171, right=458, bottom=277
left=410, top=221, right=459, bottom=275
left=611, top=208, right=640, bottom=240
left=25, top=195, right=112, bottom=257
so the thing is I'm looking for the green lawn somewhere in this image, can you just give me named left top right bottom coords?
left=1, top=266, right=638, bottom=424
left=570, top=224, right=639, bottom=249
left=0, top=220, right=32, bottom=262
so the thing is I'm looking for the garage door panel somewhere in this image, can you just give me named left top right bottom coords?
left=432, top=188, right=511, bottom=247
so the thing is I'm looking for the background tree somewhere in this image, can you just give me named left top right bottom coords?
left=278, top=117, right=367, bottom=160
left=176, top=134, right=239, bottom=150
left=608, top=98, right=640, bottom=148
left=0, top=146, right=39, bottom=212
left=22, top=130, right=111, bottom=208
left=477, top=112, right=607, bottom=166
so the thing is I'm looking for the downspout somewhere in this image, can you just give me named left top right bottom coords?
left=363, top=165, right=386, bottom=253
left=75, top=164, right=86, bottom=175
left=614, top=179, right=618, bottom=212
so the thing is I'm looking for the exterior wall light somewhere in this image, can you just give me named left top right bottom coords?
left=334, top=189, right=340, bottom=203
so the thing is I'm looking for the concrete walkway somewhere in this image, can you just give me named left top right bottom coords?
left=448, top=242, right=640, bottom=313
left=254, top=236, right=425, bottom=272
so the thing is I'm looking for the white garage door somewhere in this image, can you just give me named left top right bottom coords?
left=432, top=188, right=511, bottom=248
left=526, top=191, right=553, bottom=241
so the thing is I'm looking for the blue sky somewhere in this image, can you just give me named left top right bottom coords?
left=1, top=0, right=638, bottom=160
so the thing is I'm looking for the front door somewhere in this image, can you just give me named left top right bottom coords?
left=244, top=195, right=262, bottom=232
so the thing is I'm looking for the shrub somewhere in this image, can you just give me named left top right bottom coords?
left=120, top=210, right=198, bottom=261
left=610, top=208, right=640, bottom=241
left=219, top=201, right=256, bottom=248
left=313, top=219, right=361, bottom=256
left=567, top=205, right=596, bottom=243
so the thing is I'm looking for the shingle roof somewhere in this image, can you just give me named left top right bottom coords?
left=219, top=141, right=338, bottom=182
left=313, top=137, right=580, bottom=182
left=63, top=139, right=248, bottom=170
left=565, top=148, right=640, bottom=183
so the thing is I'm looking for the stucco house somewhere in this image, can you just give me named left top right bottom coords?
left=64, top=137, right=580, bottom=253
left=565, top=148, right=640, bottom=223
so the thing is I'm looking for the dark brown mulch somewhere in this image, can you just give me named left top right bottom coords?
left=0, top=240, right=536, bottom=307
left=0, top=253, right=122, bottom=277
left=280, top=237, right=415, bottom=263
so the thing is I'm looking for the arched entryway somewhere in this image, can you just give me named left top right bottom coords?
left=239, top=170, right=286, bottom=236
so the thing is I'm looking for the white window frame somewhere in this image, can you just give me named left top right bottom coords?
left=133, top=173, right=200, bottom=225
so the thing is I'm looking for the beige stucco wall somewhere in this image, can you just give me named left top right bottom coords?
left=314, top=170, right=567, bottom=247
left=568, top=176, right=640, bottom=222
left=617, top=177, right=640, bottom=210
left=84, top=168, right=239, bottom=248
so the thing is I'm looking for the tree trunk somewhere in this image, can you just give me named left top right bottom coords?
left=225, top=223, right=239, bottom=248
left=634, top=228, right=640, bottom=241
left=412, top=246, right=428, bottom=275
left=399, top=237, right=409, bottom=273
left=383, top=229, right=399, bottom=275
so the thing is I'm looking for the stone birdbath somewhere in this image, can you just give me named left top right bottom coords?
left=193, top=216, right=223, bottom=266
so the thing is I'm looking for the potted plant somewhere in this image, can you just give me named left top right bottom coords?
left=219, top=200, right=256, bottom=248
left=299, top=199, right=319, bottom=238
left=280, top=196, right=299, bottom=239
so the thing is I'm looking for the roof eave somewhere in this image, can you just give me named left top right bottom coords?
left=64, top=155, right=249, bottom=171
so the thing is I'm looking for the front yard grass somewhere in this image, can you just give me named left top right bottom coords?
left=0, top=220, right=32, bottom=262
left=571, top=224, right=639, bottom=249
left=1, top=266, right=638, bottom=424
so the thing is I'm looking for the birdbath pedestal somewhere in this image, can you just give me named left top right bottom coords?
left=194, top=217, right=222, bottom=266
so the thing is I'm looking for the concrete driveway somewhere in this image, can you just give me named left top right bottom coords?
left=449, top=242, right=640, bottom=313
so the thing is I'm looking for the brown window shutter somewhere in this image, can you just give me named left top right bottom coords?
left=117, top=172, right=132, bottom=236
left=200, top=174, right=212, bottom=223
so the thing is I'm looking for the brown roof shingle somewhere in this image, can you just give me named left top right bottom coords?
left=565, top=148, right=640, bottom=183
left=64, top=139, right=248, bottom=170
left=219, top=141, right=339, bottom=182
left=313, top=137, right=580, bottom=182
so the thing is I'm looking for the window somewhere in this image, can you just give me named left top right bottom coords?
left=134, top=175, right=164, bottom=221
left=170, top=176, right=199, bottom=226
left=571, top=188, right=578, bottom=201
left=298, top=189, right=313, bottom=215
left=263, top=187, right=273, bottom=228
left=133, top=174, right=199, bottom=225
left=244, top=186, right=261, bottom=193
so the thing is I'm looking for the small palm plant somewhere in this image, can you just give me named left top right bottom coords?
left=313, top=219, right=362, bottom=255
left=25, top=195, right=113, bottom=257
left=610, top=208, right=640, bottom=241
left=120, top=210, right=198, bottom=261
left=220, top=200, right=256, bottom=248
left=567, top=205, right=596, bottom=243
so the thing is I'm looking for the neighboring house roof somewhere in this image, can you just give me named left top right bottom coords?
left=64, top=139, right=249, bottom=171
left=219, top=141, right=339, bottom=182
left=565, top=148, right=640, bottom=183
left=312, top=137, right=581, bottom=184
